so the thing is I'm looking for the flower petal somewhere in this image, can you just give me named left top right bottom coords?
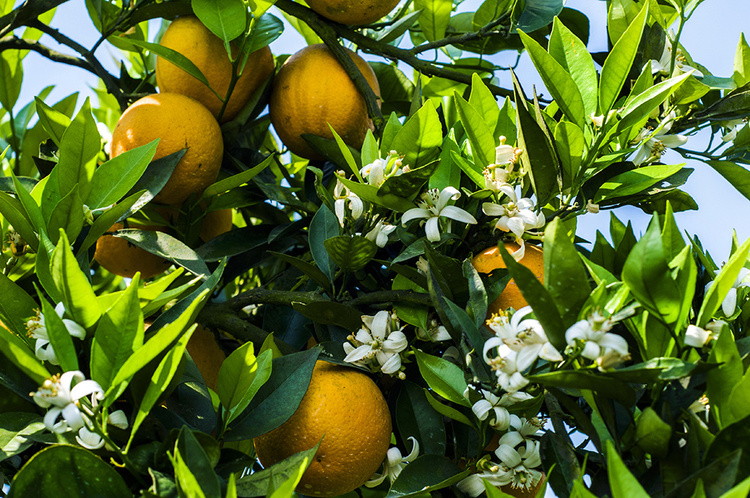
left=401, top=208, right=430, bottom=225
left=440, top=205, right=477, bottom=225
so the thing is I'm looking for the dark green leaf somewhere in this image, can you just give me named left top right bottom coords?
left=114, top=229, right=210, bottom=278
left=324, top=235, right=377, bottom=272
left=0, top=413, right=45, bottom=462
left=235, top=441, right=320, bottom=495
left=528, top=370, right=635, bottom=406
left=396, top=380, right=446, bottom=456
left=39, top=297, right=78, bottom=372
left=386, top=454, right=469, bottom=497
left=176, top=426, right=221, bottom=498
left=192, top=0, right=247, bottom=42
left=8, top=445, right=131, bottom=498
left=269, top=251, right=333, bottom=294
left=225, top=348, right=320, bottom=441
left=414, top=349, right=470, bottom=406
left=309, top=204, right=339, bottom=281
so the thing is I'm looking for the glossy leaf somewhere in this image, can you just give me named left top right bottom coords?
left=224, top=348, right=320, bottom=441
left=606, top=440, right=650, bottom=498
left=8, top=445, right=131, bottom=498
left=192, top=0, right=246, bottom=43
left=555, top=121, right=584, bottom=189
left=51, top=231, right=101, bottom=329
left=0, top=272, right=39, bottom=338
left=414, top=349, right=470, bottom=406
left=0, top=413, right=45, bottom=462
left=39, top=297, right=78, bottom=372
left=396, top=380, right=446, bottom=456
left=55, top=98, right=100, bottom=201
left=309, top=204, right=339, bottom=282
left=86, top=139, right=158, bottom=210
left=324, top=235, right=377, bottom=272
left=235, top=441, right=319, bottom=495
left=218, top=344, right=273, bottom=427
left=34, top=97, right=71, bottom=146
left=113, top=229, right=210, bottom=278
left=0, top=321, right=50, bottom=385
left=599, top=3, right=648, bottom=114
left=390, top=100, right=443, bottom=169
left=414, top=0, right=452, bottom=42
left=386, top=454, right=469, bottom=497
left=549, top=17, right=598, bottom=116
left=175, top=426, right=221, bottom=498
left=697, top=237, right=750, bottom=326
left=518, top=29, right=586, bottom=128
left=544, top=218, right=591, bottom=327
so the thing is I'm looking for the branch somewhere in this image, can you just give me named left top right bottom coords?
left=197, top=307, right=297, bottom=355
left=0, top=36, right=91, bottom=71
left=410, top=16, right=510, bottom=54
left=27, top=20, right=128, bottom=110
left=0, top=0, right=67, bottom=39
left=274, top=0, right=385, bottom=132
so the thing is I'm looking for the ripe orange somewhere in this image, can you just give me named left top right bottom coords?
left=199, top=208, right=233, bottom=242
left=111, top=93, right=223, bottom=205
left=306, top=0, right=400, bottom=25
left=186, top=324, right=226, bottom=391
left=472, top=242, right=544, bottom=317
left=269, top=44, right=380, bottom=160
left=254, top=361, right=392, bottom=496
left=156, top=16, right=275, bottom=123
left=93, top=223, right=170, bottom=279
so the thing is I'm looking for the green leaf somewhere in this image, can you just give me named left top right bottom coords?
left=595, top=163, right=685, bottom=202
left=606, top=440, right=650, bottom=498
left=544, top=218, right=590, bottom=327
left=424, top=388, right=474, bottom=427
left=192, top=0, right=247, bottom=43
left=218, top=344, right=273, bottom=427
left=7, top=445, right=131, bottom=498
left=106, top=287, right=214, bottom=404
left=454, top=92, right=495, bottom=169
left=242, top=13, right=283, bottom=55
left=90, top=275, right=144, bottom=390
left=615, top=71, right=692, bottom=133
left=599, top=2, right=648, bottom=114
left=175, top=426, right=222, bottom=498
left=224, top=349, right=320, bottom=441
left=468, top=73, right=500, bottom=132
left=0, top=413, right=45, bottom=462
left=528, top=370, right=635, bottom=406
left=430, top=133, right=464, bottom=191
left=338, top=176, right=421, bottom=213
left=75, top=190, right=143, bottom=256
left=128, top=325, right=195, bottom=449
left=0, top=272, right=39, bottom=338
left=324, top=235, right=378, bottom=272
left=0, top=321, right=51, bottom=385
left=51, top=231, right=101, bottom=329
left=86, top=139, right=159, bottom=210
left=170, top=447, right=206, bottom=498
left=697, top=237, right=750, bottom=326
left=707, top=324, right=744, bottom=429
left=414, top=0, right=452, bottom=41
left=202, top=155, right=272, bottom=199
left=515, top=0, right=564, bottom=33
left=386, top=454, right=469, bottom=497
left=114, top=229, right=210, bottom=278
left=413, top=349, right=470, bottom=406
left=268, top=251, right=333, bottom=294
left=34, top=97, right=71, bottom=146
left=378, top=159, right=440, bottom=198
left=12, top=171, right=48, bottom=250
left=235, top=441, right=319, bottom=495
left=498, top=244, right=566, bottom=350
left=125, top=148, right=186, bottom=209
left=0, top=52, right=23, bottom=111
left=706, top=161, right=750, bottom=203
left=518, top=29, right=586, bottom=128
left=123, top=38, right=216, bottom=97
left=56, top=98, right=100, bottom=201
left=621, top=217, right=682, bottom=326
left=512, top=74, right=559, bottom=207
left=46, top=185, right=85, bottom=245
left=733, top=33, right=750, bottom=87
left=309, top=204, right=339, bottom=282
left=39, top=297, right=78, bottom=372
left=0, top=191, right=38, bottom=252
left=555, top=121, right=584, bottom=190
left=391, top=100, right=443, bottom=169
left=549, top=17, right=598, bottom=117
left=396, top=380, right=446, bottom=456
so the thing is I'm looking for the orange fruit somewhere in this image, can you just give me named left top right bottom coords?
left=199, top=208, right=233, bottom=242
left=306, top=0, right=400, bottom=25
left=472, top=242, right=544, bottom=317
left=186, top=324, right=226, bottom=391
left=93, top=222, right=170, bottom=279
left=254, top=361, right=392, bottom=496
left=111, top=93, right=223, bottom=205
left=269, top=44, right=380, bottom=160
left=156, top=16, right=275, bottom=123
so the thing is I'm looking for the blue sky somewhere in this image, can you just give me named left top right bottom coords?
left=14, top=0, right=750, bottom=262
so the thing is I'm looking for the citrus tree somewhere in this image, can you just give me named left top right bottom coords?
left=0, top=0, right=750, bottom=497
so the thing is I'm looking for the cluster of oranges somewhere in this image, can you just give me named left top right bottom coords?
left=93, top=3, right=549, bottom=498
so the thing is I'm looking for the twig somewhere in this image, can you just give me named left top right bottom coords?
left=0, top=36, right=93, bottom=71
left=0, top=0, right=67, bottom=39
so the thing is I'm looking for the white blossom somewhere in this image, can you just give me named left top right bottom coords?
left=705, top=267, right=750, bottom=317
left=26, top=303, right=87, bottom=365
left=471, top=390, right=533, bottom=430
left=483, top=343, right=529, bottom=393
left=360, top=151, right=405, bottom=187
left=402, top=187, right=477, bottom=242
left=333, top=176, right=363, bottom=226
left=565, top=311, right=629, bottom=365
left=364, top=219, right=397, bottom=248
left=365, top=437, right=420, bottom=487
left=684, top=324, right=712, bottom=348
left=631, top=115, right=688, bottom=166
left=344, top=311, right=408, bottom=376
left=650, top=30, right=703, bottom=77
left=485, top=307, right=562, bottom=372
left=416, top=318, right=451, bottom=342
left=31, top=371, right=103, bottom=434
left=482, top=188, right=545, bottom=240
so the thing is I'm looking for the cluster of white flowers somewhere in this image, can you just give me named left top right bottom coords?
left=457, top=415, right=545, bottom=496
left=565, top=311, right=630, bottom=369
left=631, top=112, right=688, bottom=166
left=467, top=386, right=533, bottom=431
left=333, top=174, right=363, bottom=227
left=26, top=303, right=86, bottom=365
left=343, top=311, right=408, bottom=377
left=365, top=437, right=420, bottom=487
left=483, top=307, right=561, bottom=392
left=650, top=30, right=703, bottom=78
left=30, top=370, right=128, bottom=450
left=360, top=150, right=407, bottom=187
